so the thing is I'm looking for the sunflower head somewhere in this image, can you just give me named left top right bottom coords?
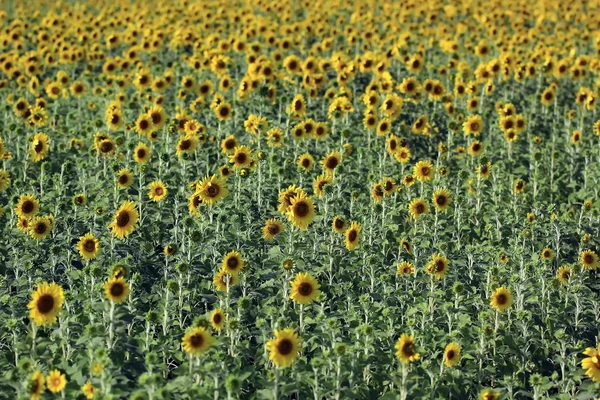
left=27, top=281, right=65, bottom=326
left=182, top=327, right=216, bottom=355
left=490, top=287, right=513, bottom=312
left=290, top=272, right=321, bottom=305
left=210, top=309, right=226, bottom=331
left=77, top=233, right=100, bottom=261
left=109, top=200, right=139, bottom=239
left=444, top=342, right=461, bottom=368
left=221, top=251, right=245, bottom=275
left=395, top=333, right=419, bottom=364
left=104, top=277, right=130, bottom=303
left=266, top=328, right=302, bottom=368
left=344, top=221, right=361, bottom=251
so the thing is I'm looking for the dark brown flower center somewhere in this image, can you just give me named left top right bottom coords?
left=84, top=240, right=96, bottom=252
left=190, top=333, right=203, bottom=347
left=110, top=283, right=124, bottom=297
left=348, top=230, right=357, bottom=242
left=298, top=282, right=313, bottom=296
left=447, top=350, right=455, bottom=360
left=294, top=202, right=309, bottom=217
left=206, top=184, right=219, bottom=197
left=213, top=313, right=222, bottom=324
left=267, top=224, right=279, bottom=235
left=496, top=293, right=507, bottom=305
left=37, top=294, right=55, bottom=314
left=116, top=211, right=130, bottom=227
left=326, top=157, right=338, bottom=169
left=34, top=222, right=47, bottom=234
left=277, top=339, right=293, bottom=355
left=22, top=200, right=34, bottom=214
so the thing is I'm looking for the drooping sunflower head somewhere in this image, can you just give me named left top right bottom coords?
left=266, top=328, right=302, bottom=368
left=221, top=251, right=245, bottom=276
left=444, top=342, right=461, bottom=368
left=16, top=193, right=39, bottom=219
left=109, top=200, right=139, bottom=239
left=400, top=239, right=412, bottom=254
left=371, top=182, right=384, bottom=202
left=313, top=174, right=333, bottom=198
left=182, top=327, right=216, bottom=355
left=104, top=277, right=130, bottom=303
left=27, top=281, right=65, bottom=326
left=197, top=175, right=228, bottom=206
left=263, top=219, right=285, bottom=241
left=290, top=272, right=321, bottom=305
left=287, top=193, right=317, bottom=230
left=344, top=221, right=361, bottom=251
left=513, top=179, right=525, bottom=194
left=77, top=233, right=99, bottom=261
left=490, top=287, right=513, bottom=312
left=395, top=333, right=420, bottom=364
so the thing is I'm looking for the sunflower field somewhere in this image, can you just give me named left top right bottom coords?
left=2, top=0, right=600, bottom=399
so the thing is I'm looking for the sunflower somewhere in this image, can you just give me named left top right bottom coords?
left=29, top=216, right=52, bottom=240
left=0, top=170, right=9, bottom=192
left=580, top=250, right=598, bottom=270
left=413, top=160, right=434, bottom=182
left=397, top=261, right=414, bottom=276
left=106, top=109, right=123, bottom=130
left=215, top=102, right=232, bottom=121
left=557, top=265, right=571, bottom=285
left=27, top=281, right=64, bottom=326
left=17, top=217, right=30, bottom=232
left=221, top=135, right=239, bottom=154
left=376, top=118, right=392, bottom=136
left=382, top=178, right=396, bottom=196
left=297, top=153, right=314, bottom=172
left=332, top=216, right=346, bottom=233
left=426, top=253, right=449, bottom=280
left=109, top=200, right=139, bottom=238
left=313, top=174, right=333, bottom=197
left=287, top=94, right=307, bottom=118
left=479, top=389, right=501, bottom=400
left=82, top=382, right=96, bottom=399
left=148, top=180, right=168, bottom=202
left=266, top=328, right=302, bottom=368
left=116, top=168, right=134, bottom=188
left=221, top=251, right=245, bottom=276
left=133, top=143, right=151, bottom=164
left=213, top=270, right=239, bottom=291
left=344, top=221, right=361, bottom=251
left=104, top=277, right=130, bottom=303
left=182, top=327, right=216, bottom=355
left=400, top=239, right=413, bottom=254
left=541, top=247, right=553, bottom=261
left=210, top=308, right=226, bottom=331
left=290, top=272, right=321, bottom=305
left=287, top=193, right=317, bottom=230
left=135, top=114, right=154, bottom=136
left=196, top=175, right=228, bottom=205
left=29, top=370, right=45, bottom=400
left=147, top=104, right=167, bottom=130
left=394, top=147, right=411, bottom=164
left=176, top=134, right=199, bottom=157
left=513, top=179, right=525, bottom=194
left=263, top=219, right=285, bottom=240
left=278, top=185, right=304, bottom=214
left=582, top=344, right=600, bottom=382
left=321, top=151, right=342, bottom=175
left=371, top=182, right=385, bottom=202
left=490, top=287, right=513, bottom=312
left=409, top=198, right=428, bottom=219
left=395, top=333, right=420, bottom=364
left=77, top=233, right=99, bottom=260
left=47, top=370, right=66, bottom=393
left=230, top=145, right=252, bottom=169
left=463, top=115, right=483, bottom=136
left=444, top=342, right=461, bottom=368
left=468, top=141, right=484, bottom=156
left=432, top=188, right=451, bottom=212
left=477, top=162, right=492, bottom=179
left=30, top=133, right=50, bottom=162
